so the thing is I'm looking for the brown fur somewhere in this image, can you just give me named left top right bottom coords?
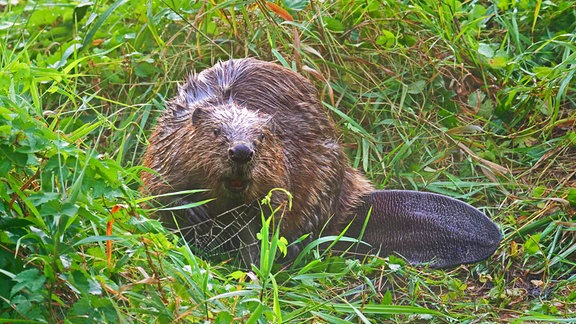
left=142, top=58, right=373, bottom=263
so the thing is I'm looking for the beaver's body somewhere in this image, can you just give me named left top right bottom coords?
left=142, top=58, right=372, bottom=264
left=142, top=58, right=501, bottom=268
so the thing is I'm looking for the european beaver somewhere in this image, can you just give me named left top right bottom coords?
left=142, top=58, right=501, bottom=268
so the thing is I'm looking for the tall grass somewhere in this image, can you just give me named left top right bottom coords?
left=1, top=0, right=574, bottom=322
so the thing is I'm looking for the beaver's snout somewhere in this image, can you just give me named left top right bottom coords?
left=228, top=143, right=253, bottom=164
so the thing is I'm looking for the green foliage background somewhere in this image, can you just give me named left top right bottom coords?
left=0, top=0, right=575, bottom=322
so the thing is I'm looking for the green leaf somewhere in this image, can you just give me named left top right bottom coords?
left=323, top=17, right=345, bottom=32
left=0, top=155, right=13, bottom=176
left=311, top=311, right=353, bottom=324
left=376, top=30, right=395, bottom=48
left=478, top=43, right=494, bottom=58
left=487, top=55, right=508, bottom=69
left=39, top=200, right=79, bottom=218
left=73, top=2, right=92, bottom=23
left=82, top=0, right=129, bottom=50
left=382, top=290, right=393, bottom=305
left=478, top=98, right=495, bottom=118
left=407, top=80, right=426, bottom=94
left=0, top=217, right=34, bottom=230
left=531, top=186, right=546, bottom=198
left=10, top=268, right=46, bottom=297
left=524, top=234, right=541, bottom=255
left=215, top=311, right=235, bottom=324
left=246, top=303, right=265, bottom=324
left=284, top=0, right=309, bottom=11
left=467, top=90, right=486, bottom=109
left=533, top=66, right=555, bottom=79
left=448, top=278, right=467, bottom=291
left=566, top=188, right=576, bottom=207
left=73, top=235, right=122, bottom=246
left=28, top=6, right=70, bottom=27
left=134, top=61, right=157, bottom=78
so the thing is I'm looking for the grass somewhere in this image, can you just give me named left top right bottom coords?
left=1, top=0, right=575, bottom=322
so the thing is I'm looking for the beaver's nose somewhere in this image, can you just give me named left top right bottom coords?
left=228, top=143, right=253, bottom=163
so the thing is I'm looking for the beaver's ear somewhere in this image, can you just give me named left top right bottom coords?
left=191, top=107, right=206, bottom=125
left=343, top=190, right=501, bottom=268
left=168, top=101, right=195, bottom=121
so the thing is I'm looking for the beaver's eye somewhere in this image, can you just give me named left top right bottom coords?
left=258, top=133, right=265, bottom=141
left=212, top=128, right=221, bottom=137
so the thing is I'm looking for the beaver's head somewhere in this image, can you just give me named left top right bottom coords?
left=188, top=103, right=287, bottom=203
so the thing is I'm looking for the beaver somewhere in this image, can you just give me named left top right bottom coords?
left=142, top=58, right=501, bottom=268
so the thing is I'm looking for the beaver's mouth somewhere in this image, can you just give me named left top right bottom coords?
left=224, top=178, right=249, bottom=193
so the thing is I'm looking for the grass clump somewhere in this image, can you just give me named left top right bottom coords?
left=1, top=0, right=575, bottom=322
